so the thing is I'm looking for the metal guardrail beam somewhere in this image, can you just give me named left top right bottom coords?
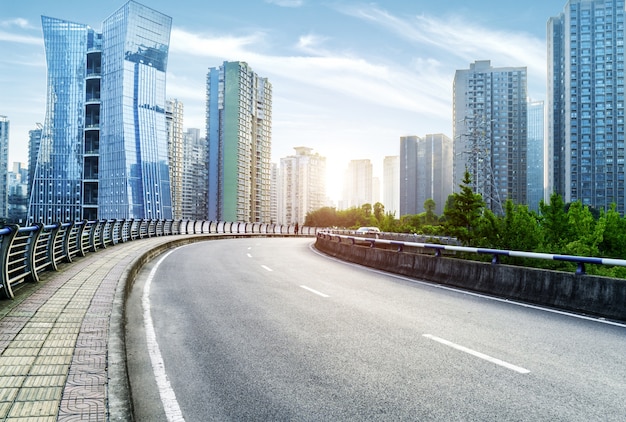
left=319, top=232, right=626, bottom=276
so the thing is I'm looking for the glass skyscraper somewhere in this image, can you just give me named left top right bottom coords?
left=206, top=61, right=272, bottom=223
left=29, top=1, right=172, bottom=224
left=548, top=0, right=625, bottom=213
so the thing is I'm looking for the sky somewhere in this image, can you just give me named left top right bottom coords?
left=0, top=0, right=565, bottom=201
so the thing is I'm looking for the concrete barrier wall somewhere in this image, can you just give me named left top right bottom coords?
left=315, top=237, right=626, bottom=322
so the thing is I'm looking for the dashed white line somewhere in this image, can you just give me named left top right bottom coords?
left=423, top=334, right=530, bottom=374
left=261, top=265, right=273, bottom=272
left=300, top=285, right=330, bottom=298
left=142, top=250, right=186, bottom=421
left=247, top=253, right=252, bottom=258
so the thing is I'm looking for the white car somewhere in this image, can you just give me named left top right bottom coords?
left=356, top=226, right=381, bottom=234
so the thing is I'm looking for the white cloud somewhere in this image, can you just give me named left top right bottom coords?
left=265, top=0, right=304, bottom=7
left=0, top=30, right=42, bottom=45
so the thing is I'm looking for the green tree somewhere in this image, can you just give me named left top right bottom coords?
left=423, top=198, right=438, bottom=225
left=443, top=170, right=485, bottom=246
left=304, top=206, right=338, bottom=227
left=373, top=202, right=385, bottom=222
left=538, top=193, right=569, bottom=252
left=563, top=201, right=602, bottom=257
left=598, top=204, right=626, bottom=258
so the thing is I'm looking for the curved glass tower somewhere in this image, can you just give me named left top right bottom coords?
left=29, top=1, right=172, bottom=224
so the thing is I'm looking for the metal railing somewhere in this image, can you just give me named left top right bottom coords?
left=317, top=231, right=626, bottom=276
left=0, top=219, right=317, bottom=299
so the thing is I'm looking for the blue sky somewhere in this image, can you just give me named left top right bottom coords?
left=1, top=0, right=564, bottom=199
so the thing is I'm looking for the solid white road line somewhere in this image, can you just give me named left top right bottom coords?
left=300, top=285, right=330, bottom=298
left=261, top=265, right=273, bottom=272
left=143, top=250, right=186, bottom=422
left=423, top=334, right=530, bottom=374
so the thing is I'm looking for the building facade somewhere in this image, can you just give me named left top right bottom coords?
left=167, top=99, right=184, bottom=220
left=399, top=134, right=453, bottom=216
left=548, top=0, right=625, bottom=213
left=279, top=147, right=326, bottom=226
left=0, top=117, right=8, bottom=219
left=383, top=155, right=399, bottom=217
left=206, top=61, right=272, bottom=222
left=343, top=159, right=373, bottom=209
left=527, top=100, right=545, bottom=212
left=453, top=60, right=528, bottom=214
left=181, top=128, right=208, bottom=220
left=29, top=1, right=173, bottom=224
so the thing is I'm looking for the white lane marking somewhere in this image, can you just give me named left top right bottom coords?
left=423, top=334, right=530, bottom=374
left=309, top=244, right=626, bottom=328
left=247, top=253, right=252, bottom=258
left=143, top=250, right=186, bottom=422
left=261, top=265, right=273, bottom=272
left=300, top=285, right=330, bottom=298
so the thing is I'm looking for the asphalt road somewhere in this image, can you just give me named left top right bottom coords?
left=126, top=237, right=626, bottom=421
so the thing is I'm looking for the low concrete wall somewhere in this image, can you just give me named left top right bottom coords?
left=315, top=236, right=626, bottom=322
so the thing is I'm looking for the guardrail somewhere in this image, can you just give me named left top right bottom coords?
left=317, top=232, right=626, bottom=276
left=0, top=219, right=317, bottom=299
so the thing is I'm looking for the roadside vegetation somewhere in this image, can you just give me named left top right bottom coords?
left=305, top=170, right=626, bottom=278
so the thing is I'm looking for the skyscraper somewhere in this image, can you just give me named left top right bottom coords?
left=453, top=60, right=528, bottom=214
left=383, top=156, right=399, bottom=217
left=181, top=128, right=208, bottom=220
left=29, top=1, right=173, bottom=224
left=527, top=100, right=545, bottom=211
left=343, top=159, right=373, bottom=209
left=206, top=61, right=272, bottom=222
left=279, top=147, right=326, bottom=225
left=399, top=134, right=453, bottom=216
left=167, top=99, right=184, bottom=220
left=548, top=0, right=625, bottom=213
left=0, top=116, right=8, bottom=219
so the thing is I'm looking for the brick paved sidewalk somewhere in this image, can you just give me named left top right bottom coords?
left=0, top=235, right=191, bottom=422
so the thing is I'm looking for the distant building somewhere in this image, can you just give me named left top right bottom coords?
left=28, top=125, right=42, bottom=203
left=343, top=159, right=373, bottom=209
left=383, top=156, right=399, bottom=217
left=279, top=147, right=326, bottom=225
left=527, top=100, right=545, bottom=212
left=0, top=117, right=8, bottom=219
left=453, top=60, right=528, bottom=214
left=206, top=61, right=272, bottom=222
left=400, top=134, right=453, bottom=216
left=548, top=0, right=625, bottom=213
left=29, top=1, right=173, bottom=224
left=8, top=163, right=28, bottom=224
left=167, top=99, right=184, bottom=220
left=181, top=128, right=207, bottom=220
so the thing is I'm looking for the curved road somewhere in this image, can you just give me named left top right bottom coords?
left=126, top=237, right=626, bottom=421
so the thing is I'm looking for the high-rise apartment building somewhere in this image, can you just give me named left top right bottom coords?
left=206, top=61, right=272, bottom=222
left=279, top=147, right=326, bottom=226
left=29, top=1, right=173, bottom=224
left=181, top=128, right=208, bottom=220
left=167, top=99, right=184, bottom=220
left=453, top=60, right=528, bottom=214
left=548, top=0, right=625, bottom=213
left=343, top=159, right=373, bottom=209
left=400, top=134, right=453, bottom=216
left=527, top=100, right=545, bottom=211
left=383, top=156, right=399, bottom=217
left=0, top=116, right=8, bottom=219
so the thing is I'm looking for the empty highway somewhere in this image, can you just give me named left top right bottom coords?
left=126, top=237, right=626, bottom=421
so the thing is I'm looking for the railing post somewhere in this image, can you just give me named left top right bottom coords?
left=47, top=222, right=62, bottom=271
left=0, top=225, right=18, bottom=299
left=27, top=223, right=44, bottom=283
left=77, top=220, right=88, bottom=257
left=576, top=262, right=586, bottom=275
